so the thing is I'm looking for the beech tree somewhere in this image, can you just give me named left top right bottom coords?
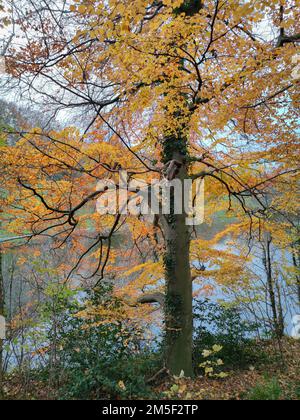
left=0, top=0, right=299, bottom=376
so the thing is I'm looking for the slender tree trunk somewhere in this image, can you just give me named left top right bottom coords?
left=162, top=137, right=193, bottom=377
left=291, top=240, right=300, bottom=305
left=0, top=247, right=5, bottom=397
left=263, top=234, right=284, bottom=339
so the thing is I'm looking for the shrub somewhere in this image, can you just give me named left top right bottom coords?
left=55, top=285, right=160, bottom=399
left=246, top=378, right=282, bottom=400
left=194, top=299, right=262, bottom=370
left=199, top=345, right=229, bottom=379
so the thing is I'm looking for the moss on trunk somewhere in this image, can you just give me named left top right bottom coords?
left=162, top=138, right=193, bottom=377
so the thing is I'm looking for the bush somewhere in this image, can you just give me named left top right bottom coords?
left=55, top=285, right=161, bottom=399
left=193, top=299, right=262, bottom=370
left=198, top=345, right=229, bottom=379
left=246, top=378, right=282, bottom=400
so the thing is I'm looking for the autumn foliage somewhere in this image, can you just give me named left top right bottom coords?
left=0, top=0, right=299, bottom=390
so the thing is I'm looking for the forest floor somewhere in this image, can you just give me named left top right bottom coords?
left=157, top=339, right=300, bottom=400
left=2, top=338, right=299, bottom=400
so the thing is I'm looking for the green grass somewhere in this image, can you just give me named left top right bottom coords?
left=246, top=378, right=282, bottom=401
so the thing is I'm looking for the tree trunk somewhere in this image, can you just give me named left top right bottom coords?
left=0, top=247, right=4, bottom=397
left=162, top=137, right=193, bottom=377
left=291, top=240, right=300, bottom=305
left=263, top=234, right=284, bottom=339
left=158, top=0, right=205, bottom=378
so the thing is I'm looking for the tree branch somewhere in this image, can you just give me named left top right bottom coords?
left=137, top=292, right=165, bottom=307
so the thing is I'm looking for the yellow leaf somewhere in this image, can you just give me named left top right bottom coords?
left=78, top=5, right=86, bottom=14
left=118, top=380, right=126, bottom=391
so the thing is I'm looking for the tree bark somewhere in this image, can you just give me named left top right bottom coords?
left=263, top=234, right=284, bottom=339
left=162, top=137, right=193, bottom=377
left=0, top=247, right=4, bottom=397
left=159, top=0, right=205, bottom=378
left=291, top=240, right=300, bottom=306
